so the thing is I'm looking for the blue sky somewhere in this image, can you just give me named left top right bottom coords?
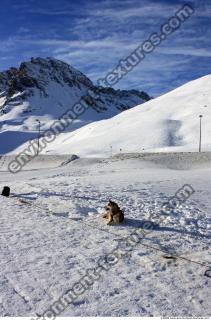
left=0, top=0, right=210, bottom=96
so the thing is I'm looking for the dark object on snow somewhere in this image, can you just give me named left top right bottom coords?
left=1, top=186, right=10, bottom=197
left=204, top=269, right=211, bottom=278
left=162, top=255, right=177, bottom=260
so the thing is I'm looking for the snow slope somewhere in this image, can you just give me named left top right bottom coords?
left=0, top=156, right=210, bottom=316
left=0, top=57, right=150, bottom=154
left=15, top=74, right=210, bottom=157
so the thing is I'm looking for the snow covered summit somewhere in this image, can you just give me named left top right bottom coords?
left=0, top=57, right=150, bottom=154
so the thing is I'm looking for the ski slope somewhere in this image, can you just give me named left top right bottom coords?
left=0, top=155, right=211, bottom=316
left=12, top=74, right=211, bottom=157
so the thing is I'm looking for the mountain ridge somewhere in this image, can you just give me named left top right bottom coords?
left=0, top=57, right=151, bottom=114
left=0, top=57, right=151, bottom=153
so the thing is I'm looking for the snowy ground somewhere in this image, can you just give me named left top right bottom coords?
left=0, top=154, right=211, bottom=317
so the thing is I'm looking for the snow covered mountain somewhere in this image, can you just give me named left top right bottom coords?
left=17, top=74, right=210, bottom=157
left=0, top=57, right=151, bottom=154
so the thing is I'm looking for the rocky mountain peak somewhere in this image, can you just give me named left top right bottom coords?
left=0, top=57, right=153, bottom=153
left=0, top=57, right=94, bottom=97
left=0, top=57, right=151, bottom=135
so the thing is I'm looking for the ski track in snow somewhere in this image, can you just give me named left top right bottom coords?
left=0, top=157, right=210, bottom=316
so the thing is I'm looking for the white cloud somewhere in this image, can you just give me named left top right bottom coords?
left=158, top=47, right=211, bottom=58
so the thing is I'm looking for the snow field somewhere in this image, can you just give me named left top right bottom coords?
left=0, top=157, right=210, bottom=316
